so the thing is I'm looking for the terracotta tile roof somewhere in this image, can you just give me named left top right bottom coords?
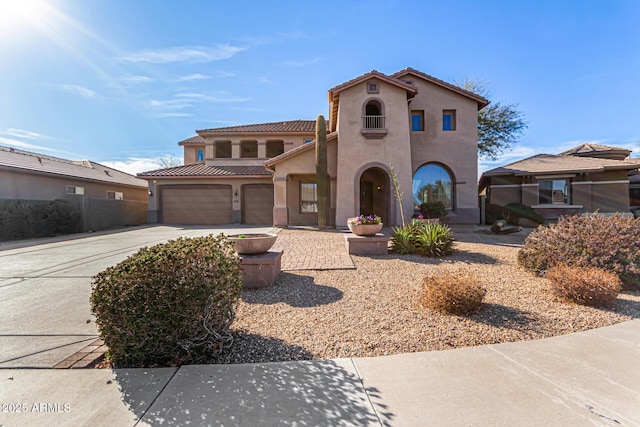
left=0, top=145, right=147, bottom=188
left=328, top=70, right=417, bottom=97
left=559, top=143, right=631, bottom=160
left=482, top=154, right=640, bottom=177
left=391, top=67, right=489, bottom=108
left=138, top=163, right=272, bottom=178
left=198, top=120, right=317, bottom=135
left=178, top=135, right=205, bottom=146
left=265, top=132, right=338, bottom=169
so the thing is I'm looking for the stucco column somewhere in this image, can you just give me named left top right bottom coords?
left=273, top=175, right=289, bottom=226
left=232, top=142, right=241, bottom=159
left=257, top=141, right=266, bottom=159
left=205, top=143, right=215, bottom=160
left=330, top=176, right=337, bottom=226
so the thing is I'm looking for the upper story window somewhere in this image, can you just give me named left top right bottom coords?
left=215, top=141, right=232, bottom=158
left=539, top=179, right=570, bottom=204
left=197, top=149, right=204, bottom=161
left=411, top=110, right=424, bottom=132
left=367, top=82, right=379, bottom=94
left=266, top=140, right=284, bottom=158
left=107, top=191, right=123, bottom=200
left=66, top=185, right=84, bottom=195
left=363, top=99, right=385, bottom=129
left=443, top=110, right=456, bottom=131
left=241, top=140, right=258, bottom=158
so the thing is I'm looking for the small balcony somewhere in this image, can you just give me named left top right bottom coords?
left=361, top=115, right=388, bottom=139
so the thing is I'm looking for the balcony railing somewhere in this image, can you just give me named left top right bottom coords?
left=362, top=115, right=386, bottom=129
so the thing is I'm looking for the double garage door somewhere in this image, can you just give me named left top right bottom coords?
left=160, top=184, right=274, bottom=225
left=161, top=185, right=232, bottom=225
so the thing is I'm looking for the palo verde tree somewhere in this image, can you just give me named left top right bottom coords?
left=315, top=114, right=330, bottom=229
left=462, top=79, right=527, bottom=160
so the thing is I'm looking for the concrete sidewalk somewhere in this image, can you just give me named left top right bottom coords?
left=0, top=320, right=638, bottom=426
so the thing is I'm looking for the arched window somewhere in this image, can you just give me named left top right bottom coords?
left=363, top=99, right=385, bottom=129
left=412, top=163, right=454, bottom=210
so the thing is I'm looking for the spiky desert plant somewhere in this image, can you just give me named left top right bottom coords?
left=316, top=114, right=329, bottom=229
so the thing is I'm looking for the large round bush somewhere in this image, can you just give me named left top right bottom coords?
left=90, top=234, right=242, bottom=367
left=518, top=214, right=640, bottom=287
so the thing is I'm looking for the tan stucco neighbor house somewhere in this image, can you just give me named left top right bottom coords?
left=0, top=145, right=149, bottom=231
left=140, top=68, right=489, bottom=227
left=479, top=143, right=640, bottom=219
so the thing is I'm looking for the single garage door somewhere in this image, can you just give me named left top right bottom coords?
left=161, top=185, right=232, bottom=225
left=242, top=184, right=274, bottom=225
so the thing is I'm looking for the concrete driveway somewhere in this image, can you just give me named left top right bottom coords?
left=0, top=225, right=275, bottom=368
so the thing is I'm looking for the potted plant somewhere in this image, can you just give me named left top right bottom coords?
left=418, top=201, right=448, bottom=223
left=347, top=214, right=383, bottom=236
left=227, top=233, right=278, bottom=254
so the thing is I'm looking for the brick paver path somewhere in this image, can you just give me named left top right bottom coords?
left=271, top=228, right=355, bottom=270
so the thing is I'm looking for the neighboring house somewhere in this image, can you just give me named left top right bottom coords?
left=479, top=143, right=640, bottom=219
left=139, top=68, right=489, bottom=226
left=0, top=145, right=148, bottom=231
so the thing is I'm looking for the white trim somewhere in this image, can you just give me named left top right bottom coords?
left=571, top=180, right=630, bottom=185
left=522, top=183, right=538, bottom=187
left=532, top=204, right=583, bottom=209
left=489, top=184, right=521, bottom=188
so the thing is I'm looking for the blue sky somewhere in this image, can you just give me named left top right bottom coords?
left=0, top=0, right=638, bottom=175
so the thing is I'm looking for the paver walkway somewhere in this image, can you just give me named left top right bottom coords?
left=272, top=228, right=355, bottom=270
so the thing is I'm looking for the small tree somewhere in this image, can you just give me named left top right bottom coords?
left=158, top=155, right=183, bottom=169
left=389, top=163, right=405, bottom=227
left=462, top=79, right=527, bottom=160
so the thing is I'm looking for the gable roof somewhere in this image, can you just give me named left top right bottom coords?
left=479, top=153, right=640, bottom=190
left=138, top=163, right=272, bottom=178
left=264, top=132, right=338, bottom=170
left=178, top=135, right=205, bottom=146
left=391, top=68, right=490, bottom=109
left=197, top=120, right=317, bottom=136
left=560, top=143, right=631, bottom=160
left=0, top=145, right=147, bottom=188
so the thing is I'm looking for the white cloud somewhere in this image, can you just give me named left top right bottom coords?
left=257, top=76, right=273, bottom=85
left=1, top=128, right=51, bottom=140
left=0, top=136, right=56, bottom=152
left=175, top=92, right=251, bottom=103
left=120, top=44, right=245, bottom=64
left=57, top=84, right=96, bottom=98
left=281, top=57, right=324, bottom=67
left=100, top=157, right=167, bottom=175
left=120, top=75, right=154, bottom=85
left=175, top=71, right=234, bottom=81
left=154, top=112, right=193, bottom=118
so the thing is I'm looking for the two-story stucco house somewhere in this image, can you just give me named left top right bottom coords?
left=139, top=68, right=488, bottom=227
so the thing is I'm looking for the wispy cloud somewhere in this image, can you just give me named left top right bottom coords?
left=175, top=92, right=251, bottom=103
left=100, top=157, right=172, bottom=175
left=238, top=29, right=332, bottom=46
left=281, top=57, right=324, bottom=67
left=257, top=76, right=273, bottom=85
left=154, top=112, right=193, bottom=118
left=175, top=71, right=234, bottom=81
left=120, top=44, right=245, bottom=64
left=1, top=128, right=52, bottom=140
left=0, top=136, right=56, bottom=152
left=119, top=75, right=154, bottom=85
left=56, top=84, right=97, bottom=98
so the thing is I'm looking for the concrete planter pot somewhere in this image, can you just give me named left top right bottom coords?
left=228, top=233, right=278, bottom=254
left=347, top=223, right=383, bottom=236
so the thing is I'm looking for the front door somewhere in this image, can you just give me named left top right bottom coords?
left=360, top=181, right=374, bottom=216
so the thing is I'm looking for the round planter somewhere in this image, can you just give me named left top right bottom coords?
left=348, top=223, right=383, bottom=236
left=228, top=233, right=278, bottom=255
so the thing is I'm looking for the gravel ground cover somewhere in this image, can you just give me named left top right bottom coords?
left=214, top=226, right=640, bottom=364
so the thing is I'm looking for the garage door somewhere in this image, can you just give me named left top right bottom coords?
left=242, top=184, right=274, bottom=225
left=161, top=186, right=232, bottom=225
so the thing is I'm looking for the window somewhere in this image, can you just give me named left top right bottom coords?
left=300, top=182, right=318, bottom=213
left=107, top=191, right=124, bottom=200
left=367, top=82, right=379, bottom=93
left=412, top=164, right=453, bottom=210
left=403, top=79, right=414, bottom=86
left=197, top=150, right=204, bottom=161
left=363, top=99, right=385, bottom=129
left=66, top=185, right=85, bottom=195
left=215, top=141, right=231, bottom=158
left=304, top=139, right=313, bottom=144
left=241, top=140, right=258, bottom=158
left=539, top=179, right=570, bottom=204
left=411, top=110, right=424, bottom=131
left=266, top=140, right=284, bottom=158
left=442, top=110, right=456, bottom=131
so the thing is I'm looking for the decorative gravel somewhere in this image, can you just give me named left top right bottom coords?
left=213, top=227, right=640, bottom=364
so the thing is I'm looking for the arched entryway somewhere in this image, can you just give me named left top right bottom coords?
left=359, top=167, right=389, bottom=224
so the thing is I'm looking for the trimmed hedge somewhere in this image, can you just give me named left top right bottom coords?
left=91, top=234, right=243, bottom=367
left=0, top=199, right=81, bottom=241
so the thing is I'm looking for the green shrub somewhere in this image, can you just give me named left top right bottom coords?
left=419, top=201, right=448, bottom=218
left=546, top=265, right=621, bottom=306
left=518, top=214, right=640, bottom=287
left=421, top=272, right=486, bottom=315
left=391, top=220, right=454, bottom=257
left=503, top=203, right=545, bottom=225
left=90, top=234, right=242, bottom=367
left=485, top=203, right=506, bottom=225
left=0, top=199, right=81, bottom=241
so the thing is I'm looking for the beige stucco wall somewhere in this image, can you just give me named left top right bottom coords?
left=408, top=78, right=480, bottom=223
left=334, top=80, right=413, bottom=226
left=201, top=134, right=314, bottom=162
left=183, top=145, right=205, bottom=165
left=0, top=169, right=148, bottom=202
